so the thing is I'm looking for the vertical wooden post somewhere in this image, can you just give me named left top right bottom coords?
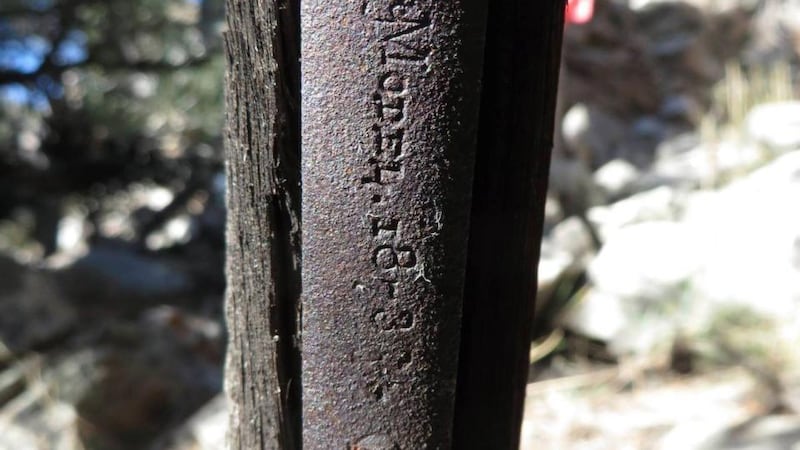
left=301, top=1, right=487, bottom=447
left=453, top=2, right=567, bottom=449
left=223, top=0, right=301, bottom=448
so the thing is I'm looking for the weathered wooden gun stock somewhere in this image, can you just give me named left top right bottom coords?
left=301, top=1, right=488, bottom=447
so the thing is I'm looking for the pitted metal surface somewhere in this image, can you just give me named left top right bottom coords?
left=301, top=1, right=487, bottom=448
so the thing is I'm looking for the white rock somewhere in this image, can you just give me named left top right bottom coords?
left=562, top=288, right=684, bottom=357
left=536, top=240, right=577, bottom=315
left=747, top=101, right=800, bottom=151
left=587, top=186, right=684, bottom=241
left=538, top=217, right=596, bottom=313
left=589, top=221, right=697, bottom=301
left=551, top=216, right=595, bottom=264
left=684, top=151, right=800, bottom=319
left=562, top=221, right=699, bottom=355
left=0, top=424, right=39, bottom=450
left=695, top=415, right=800, bottom=450
left=653, top=139, right=763, bottom=187
left=562, top=289, right=628, bottom=342
left=593, top=159, right=641, bottom=198
left=0, top=388, right=81, bottom=450
left=572, top=151, right=800, bottom=355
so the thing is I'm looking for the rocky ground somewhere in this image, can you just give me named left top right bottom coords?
left=0, top=180, right=227, bottom=449
left=525, top=0, right=800, bottom=448
left=1, top=0, right=799, bottom=449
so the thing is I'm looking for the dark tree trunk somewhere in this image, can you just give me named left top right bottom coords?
left=222, top=0, right=301, bottom=449
left=453, top=2, right=566, bottom=449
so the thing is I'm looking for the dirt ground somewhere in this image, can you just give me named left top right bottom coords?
left=520, top=363, right=800, bottom=450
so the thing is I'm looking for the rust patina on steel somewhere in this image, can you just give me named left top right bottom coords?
left=301, top=0, right=487, bottom=448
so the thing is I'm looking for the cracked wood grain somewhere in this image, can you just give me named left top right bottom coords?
left=223, top=0, right=301, bottom=448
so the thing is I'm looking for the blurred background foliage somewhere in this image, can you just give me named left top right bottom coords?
left=0, top=0, right=225, bottom=260
left=0, top=2, right=229, bottom=448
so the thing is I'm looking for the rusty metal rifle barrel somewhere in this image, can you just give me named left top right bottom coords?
left=301, top=1, right=488, bottom=447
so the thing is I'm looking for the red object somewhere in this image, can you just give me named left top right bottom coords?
left=566, top=0, right=595, bottom=24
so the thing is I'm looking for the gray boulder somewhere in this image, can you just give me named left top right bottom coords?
left=0, top=257, right=77, bottom=360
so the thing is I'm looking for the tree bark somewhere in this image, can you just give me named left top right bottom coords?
left=300, top=1, right=487, bottom=448
left=223, top=1, right=301, bottom=449
left=453, top=2, right=566, bottom=449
